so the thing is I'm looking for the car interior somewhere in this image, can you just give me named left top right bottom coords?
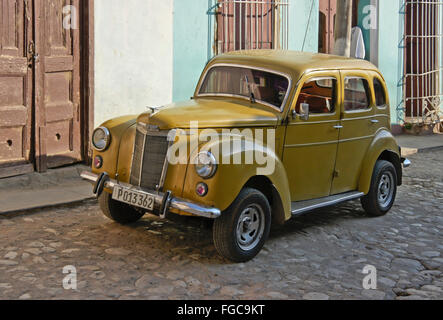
left=199, top=66, right=289, bottom=108
left=295, top=78, right=337, bottom=114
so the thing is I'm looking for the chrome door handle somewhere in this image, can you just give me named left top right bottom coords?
left=333, top=125, right=343, bottom=129
left=370, top=119, right=379, bottom=124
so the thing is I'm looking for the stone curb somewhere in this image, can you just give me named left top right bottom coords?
left=0, top=195, right=96, bottom=216
left=0, top=164, right=95, bottom=215
left=401, top=145, right=443, bottom=157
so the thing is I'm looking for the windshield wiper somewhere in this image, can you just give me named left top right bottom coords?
left=244, top=75, right=256, bottom=104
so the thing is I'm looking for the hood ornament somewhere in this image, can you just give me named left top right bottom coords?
left=147, top=106, right=162, bottom=114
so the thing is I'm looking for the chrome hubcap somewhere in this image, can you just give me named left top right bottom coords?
left=236, top=205, right=265, bottom=251
left=377, top=172, right=394, bottom=209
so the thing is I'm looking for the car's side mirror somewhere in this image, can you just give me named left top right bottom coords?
left=300, top=103, right=310, bottom=121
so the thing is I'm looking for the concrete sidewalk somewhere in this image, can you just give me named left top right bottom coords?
left=0, top=165, right=94, bottom=215
left=396, top=133, right=443, bottom=156
left=0, top=133, right=442, bottom=215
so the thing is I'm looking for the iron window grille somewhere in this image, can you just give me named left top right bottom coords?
left=209, top=0, right=289, bottom=56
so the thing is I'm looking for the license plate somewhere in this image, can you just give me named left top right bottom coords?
left=112, top=185, right=155, bottom=211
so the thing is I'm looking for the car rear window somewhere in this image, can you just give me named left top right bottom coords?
left=199, top=66, right=290, bottom=110
left=373, top=78, right=387, bottom=107
left=344, top=77, right=371, bottom=111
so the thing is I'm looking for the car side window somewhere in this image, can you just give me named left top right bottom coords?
left=295, top=77, right=337, bottom=114
left=373, top=78, right=387, bottom=107
left=344, top=77, right=371, bottom=112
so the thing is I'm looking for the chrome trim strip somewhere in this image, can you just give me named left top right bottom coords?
left=157, top=138, right=173, bottom=191
left=139, top=131, right=147, bottom=186
left=338, top=135, right=375, bottom=143
left=343, top=108, right=373, bottom=115
left=341, top=114, right=389, bottom=121
left=291, top=192, right=364, bottom=216
left=81, top=171, right=221, bottom=219
left=284, top=134, right=374, bottom=148
left=285, top=140, right=339, bottom=148
left=288, top=119, right=339, bottom=126
left=129, top=126, right=141, bottom=186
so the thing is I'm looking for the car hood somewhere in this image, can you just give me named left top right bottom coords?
left=137, top=98, right=280, bottom=129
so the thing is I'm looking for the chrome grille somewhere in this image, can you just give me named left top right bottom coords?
left=130, top=128, right=169, bottom=191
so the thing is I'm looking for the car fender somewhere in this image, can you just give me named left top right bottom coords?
left=92, top=115, right=137, bottom=180
left=181, top=131, right=292, bottom=222
left=358, top=129, right=401, bottom=195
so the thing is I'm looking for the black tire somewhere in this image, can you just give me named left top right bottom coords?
left=213, top=188, right=271, bottom=262
left=99, top=192, right=145, bottom=224
left=361, top=160, right=398, bottom=217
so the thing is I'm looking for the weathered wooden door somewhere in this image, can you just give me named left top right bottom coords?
left=35, top=0, right=82, bottom=169
left=0, top=0, right=34, bottom=178
left=319, top=0, right=337, bottom=54
left=0, top=0, right=89, bottom=178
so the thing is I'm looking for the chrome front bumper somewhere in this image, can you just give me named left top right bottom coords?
left=80, top=171, right=221, bottom=219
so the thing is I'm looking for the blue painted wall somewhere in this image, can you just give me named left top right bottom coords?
left=288, top=0, right=319, bottom=53
left=377, top=0, right=402, bottom=124
left=173, top=0, right=320, bottom=102
left=172, top=0, right=211, bottom=102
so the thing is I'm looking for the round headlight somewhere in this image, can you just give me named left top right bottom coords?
left=195, top=151, right=217, bottom=179
left=92, top=127, right=111, bottom=151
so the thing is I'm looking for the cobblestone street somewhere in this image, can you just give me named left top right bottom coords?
left=0, top=150, right=442, bottom=300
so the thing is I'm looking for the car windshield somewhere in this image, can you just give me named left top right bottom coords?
left=198, top=66, right=290, bottom=110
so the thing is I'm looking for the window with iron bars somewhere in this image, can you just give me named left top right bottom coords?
left=400, top=0, right=443, bottom=131
left=212, top=0, right=289, bottom=55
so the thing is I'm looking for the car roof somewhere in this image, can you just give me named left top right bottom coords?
left=210, top=50, right=379, bottom=79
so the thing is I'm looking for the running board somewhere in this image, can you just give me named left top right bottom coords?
left=291, top=191, right=364, bottom=216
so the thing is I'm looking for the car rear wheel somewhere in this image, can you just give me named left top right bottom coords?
left=361, top=160, right=398, bottom=217
left=99, top=192, right=145, bottom=224
left=213, top=188, right=271, bottom=262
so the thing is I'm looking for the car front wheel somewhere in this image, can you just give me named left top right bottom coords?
left=361, top=160, right=398, bottom=217
left=213, top=188, right=271, bottom=262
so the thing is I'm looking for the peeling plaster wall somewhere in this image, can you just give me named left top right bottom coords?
left=94, top=0, right=174, bottom=127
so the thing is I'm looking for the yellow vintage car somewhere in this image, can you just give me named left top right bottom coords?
left=82, top=50, right=410, bottom=262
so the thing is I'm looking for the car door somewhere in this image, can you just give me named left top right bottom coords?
left=283, top=71, right=341, bottom=202
left=331, top=71, right=376, bottom=195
